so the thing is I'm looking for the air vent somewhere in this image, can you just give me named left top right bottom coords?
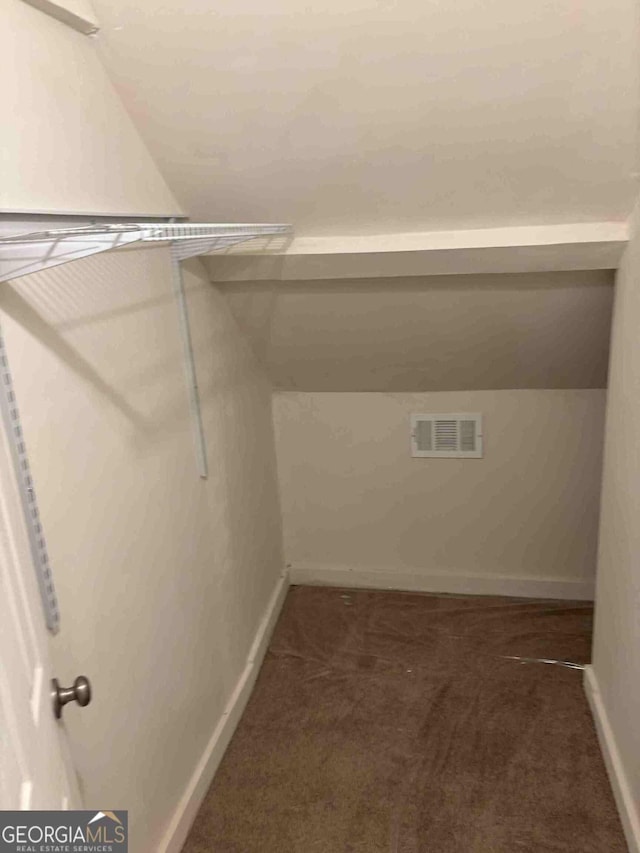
left=411, top=414, right=483, bottom=458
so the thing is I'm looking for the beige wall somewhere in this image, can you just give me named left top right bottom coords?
left=0, top=5, right=283, bottom=853
left=1, top=0, right=180, bottom=215
left=1, top=249, right=284, bottom=851
left=222, top=271, right=614, bottom=391
left=274, top=390, right=606, bottom=598
left=591, top=200, right=640, bottom=837
left=2, top=5, right=283, bottom=849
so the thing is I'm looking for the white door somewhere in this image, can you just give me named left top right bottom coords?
left=0, top=409, right=80, bottom=811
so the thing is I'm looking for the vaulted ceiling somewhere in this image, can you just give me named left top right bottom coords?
left=88, top=2, right=632, bottom=393
left=92, top=0, right=639, bottom=237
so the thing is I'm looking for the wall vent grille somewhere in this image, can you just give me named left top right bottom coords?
left=411, top=414, right=483, bottom=458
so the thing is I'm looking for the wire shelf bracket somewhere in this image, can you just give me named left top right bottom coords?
left=0, top=324, right=60, bottom=632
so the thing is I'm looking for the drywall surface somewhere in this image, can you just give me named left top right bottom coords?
left=0, top=249, right=284, bottom=852
left=274, top=390, right=606, bottom=594
left=591, top=200, right=640, bottom=839
left=222, top=271, right=614, bottom=391
left=1, top=0, right=180, bottom=215
left=90, top=0, right=638, bottom=233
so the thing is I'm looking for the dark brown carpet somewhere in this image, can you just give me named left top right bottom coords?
left=182, top=586, right=626, bottom=853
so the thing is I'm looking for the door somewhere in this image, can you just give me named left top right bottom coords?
left=0, top=406, right=80, bottom=810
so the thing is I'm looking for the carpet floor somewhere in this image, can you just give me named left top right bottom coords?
left=182, top=586, right=625, bottom=852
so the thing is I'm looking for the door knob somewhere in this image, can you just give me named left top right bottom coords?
left=51, top=676, right=92, bottom=719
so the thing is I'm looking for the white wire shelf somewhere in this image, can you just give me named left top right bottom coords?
left=0, top=221, right=293, bottom=282
left=0, top=217, right=293, bottom=630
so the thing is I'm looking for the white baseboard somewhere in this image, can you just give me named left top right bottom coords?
left=288, top=562, right=594, bottom=601
left=584, top=666, right=640, bottom=853
left=159, top=571, right=290, bottom=853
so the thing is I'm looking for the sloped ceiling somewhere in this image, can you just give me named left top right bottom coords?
left=89, top=4, right=624, bottom=393
left=91, top=0, right=639, bottom=236
left=221, top=270, right=614, bottom=391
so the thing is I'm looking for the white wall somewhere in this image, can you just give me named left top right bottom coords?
left=1, top=0, right=180, bottom=215
left=0, top=249, right=284, bottom=851
left=589, top=200, right=640, bottom=850
left=2, top=4, right=284, bottom=850
left=274, top=390, right=606, bottom=599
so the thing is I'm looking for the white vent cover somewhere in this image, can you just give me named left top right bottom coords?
left=411, top=414, right=483, bottom=458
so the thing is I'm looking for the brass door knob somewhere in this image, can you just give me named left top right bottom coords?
left=51, top=676, right=92, bottom=719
